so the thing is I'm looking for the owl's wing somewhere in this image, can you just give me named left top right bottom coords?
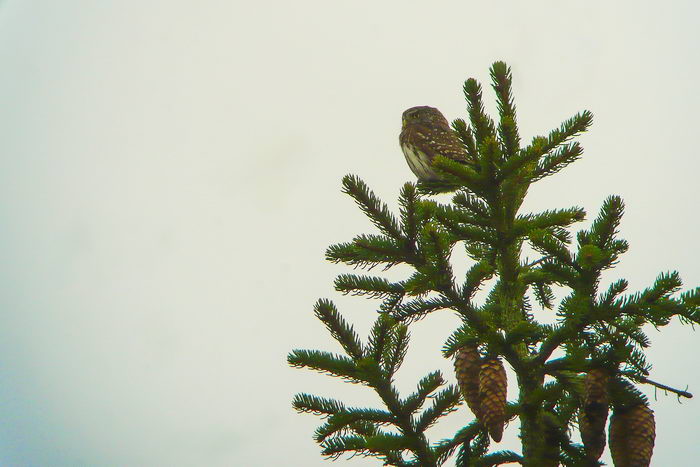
left=430, top=128, right=471, bottom=163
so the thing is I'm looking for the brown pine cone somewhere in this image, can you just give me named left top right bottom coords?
left=625, top=404, right=655, bottom=467
left=479, top=356, right=507, bottom=442
left=579, top=369, right=609, bottom=461
left=609, top=403, right=656, bottom=467
left=454, top=345, right=482, bottom=420
left=580, top=410, right=607, bottom=463
left=608, top=409, right=626, bottom=467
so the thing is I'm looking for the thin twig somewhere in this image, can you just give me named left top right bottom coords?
left=525, top=256, right=552, bottom=268
left=626, top=373, right=693, bottom=399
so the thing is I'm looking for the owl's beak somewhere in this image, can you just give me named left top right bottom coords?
left=402, top=117, right=406, bottom=127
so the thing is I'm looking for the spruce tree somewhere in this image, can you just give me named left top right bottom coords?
left=288, top=62, right=699, bottom=466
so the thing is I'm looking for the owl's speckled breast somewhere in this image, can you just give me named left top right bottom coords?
left=401, top=143, right=439, bottom=181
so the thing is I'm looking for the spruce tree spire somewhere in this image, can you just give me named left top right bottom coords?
left=289, top=61, right=699, bottom=466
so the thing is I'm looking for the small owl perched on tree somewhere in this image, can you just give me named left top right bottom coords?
left=399, top=106, right=471, bottom=181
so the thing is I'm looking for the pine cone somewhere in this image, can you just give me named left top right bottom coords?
left=579, top=369, right=609, bottom=461
left=454, top=345, right=482, bottom=420
left=608, top=410, right=626, bottom=467
left=479, top=356, right=507, bottom=442
left=609, top=403, right=656, bottom=467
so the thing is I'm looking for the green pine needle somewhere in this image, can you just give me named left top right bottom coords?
left=342, top=174, right=403, bottom=240
left=314, top=299, right=364, bottom=360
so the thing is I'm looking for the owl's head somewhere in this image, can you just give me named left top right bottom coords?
left=402, top=106, right=450, bottom=128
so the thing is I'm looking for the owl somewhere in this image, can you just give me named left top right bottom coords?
left=399, top=106, right=470, bottom=181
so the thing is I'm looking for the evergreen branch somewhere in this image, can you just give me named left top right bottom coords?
left=293, top=327, right=434, bottom=462
left=452, top=118, right=479, bottom=162
left=380, top=293, right=405, bottom=313
left=605, top=319, right=650, bottom=348
left=364, top=433, right=415, bottom=454
left=288, top=349, right=366, bottom=384
left=549, top=226, right=573, bottom=244
left=535, top=267, right=684, bottom=374
left=372, top=381, right=437, bottom=466
left=541, top=111, right=594, bottom=152
left=450, top=286, right=526, bottom=372
left=525, top=379, right=568, bottom=408
left=432, top=155, right=483, bottom=191
left=606, top=238, right=629, bottom=262
left=335, top=274, right=405, bottom=299
left=539, top=260, right=579, bottom=287
left=342, top=174, right=403, bottom=240
left=464, top=78, right=497, bottom=146
left=442, top=324, right=480, bottom=358
left=432, top=420, right=483, bottom=465
left=415, top=385, right=462, bottom=432
left=679, top=287, right=700, bottom=324
left=557, top=293, right=593, bottom=324
left=498, top=110, right=592, bottom=180
left=644, top=270, right=683, bottom=301
left=416, top=179, right=465, bottom=195
left=615, top=272, right=685, bottom=322
left=475, top=450, right=524, bottom=466
left=383, top=453, right=416, bottom=467
left=383, top=324, right=410, bottom=376
left=644, top=298, right=690, bottom=326
left=403, top=271, right=437, bottom=297
left=391, top=296, right=455, bottom=323
left=452, top=191, right=490, bottom=218
left=477, top=136, right=501, bottom=184
left=315, top=409, right=397, bottom=442
left=292, top=393, right=346, bottom=417
left=528, top=229, right=575, bottom=266
left=349, top=420, right=381, bottom=437
left=558, top=440, right=592, bottom=466
left=465, top=241, right=494, bottom=263
left=367, top=314, right=397, bottom=362
left=462, top=261, right=496, bottom=300
left=609, top=377, right=650, bottom=408
left=513, top=207, right=585, bottom=236
left=530, top=142, right=583, bottom=181
left=681, top=287, right=700, bottom=307
left=436, top=215, right=494, bottom=245
left=314, top=299, right=364, bottom=360
left=496, top=139, right=546, bottom=182
left=326, top=234, right=406, bottom=269
left=320, top=435, right=369, bottom=460
left=623, top=347, right=651, bottom=375
left=520, top=263, right=561, bottom=285
left=588, top=195, right=624, bottom=248
left=434, top=202, right=492, bottom=229
left=599, top=278, right=628, bottom=306
left=456, top=433, right=491, bottom=467
left=505, top=320, right=546, bottom=348
left=534, top=300, right=595, bottom=366
left=403, top=371, right=446, bottom=414
left=399, top=182, right=421, bottom=241
left=418, top=223, right=455, bottom=290
left=491, top=61, right=520, bottom=159
left=498, top=116, right=520, bottom=162
left=532, top=281, right=554, bottom=309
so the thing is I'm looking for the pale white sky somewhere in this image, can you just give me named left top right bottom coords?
left=0, top=1, right=698, bottom=466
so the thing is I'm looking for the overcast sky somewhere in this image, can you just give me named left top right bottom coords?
left=0, top=1, right=698, bottom=466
